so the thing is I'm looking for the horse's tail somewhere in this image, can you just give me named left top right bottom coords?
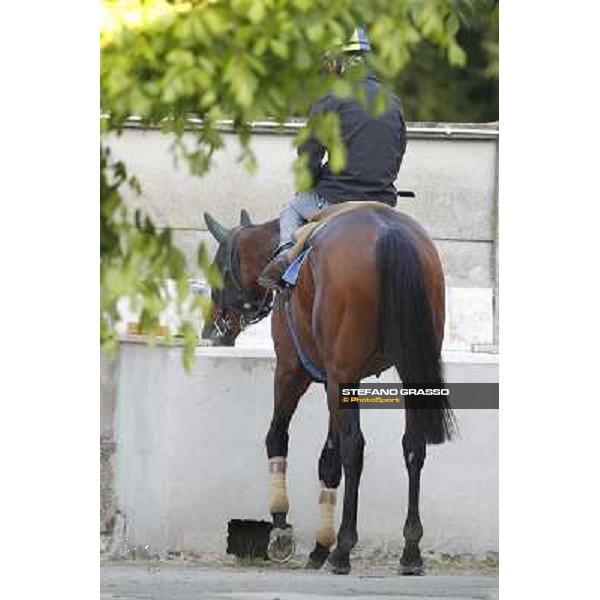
left=376, top=228, right=455, bottom=444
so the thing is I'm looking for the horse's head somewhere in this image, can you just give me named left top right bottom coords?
left=201, top=209, right=274, bottom=346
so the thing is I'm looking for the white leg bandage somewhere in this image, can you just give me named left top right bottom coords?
left=268, top=456, right=289, bottom=514
left=316, top=485, right=337, bottom=548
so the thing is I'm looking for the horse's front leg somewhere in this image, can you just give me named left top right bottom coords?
left=400, top=412, right=427, bottom=575
left=306, top=416, right=342, bottom=569
left=265, top=361, right=311, bottom=561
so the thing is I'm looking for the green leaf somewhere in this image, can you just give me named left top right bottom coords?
left=203, top=8, right=228, bottom=35
left=332, top=79, right=352, bottom=98
left=372, top=91, right=386, bottom=118
left=448, top=43, right=467, bottom=67
left=329, top=142, right=347, bottom=174
left=295, top=47, right=312, bottom=71
left=180, top=322, right=198, bottom=371
left=306, top=22, right=324, bottom=43
left=293, top=155, right=313, bottom=192
left=248, top=1, right=265, bottom=24
left=270, top=39, right=288, bottom=59
left=234, top=69, right=258, bottom=107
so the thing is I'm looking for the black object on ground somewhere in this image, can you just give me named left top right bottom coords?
left=226, top=519, right=273, bottom=559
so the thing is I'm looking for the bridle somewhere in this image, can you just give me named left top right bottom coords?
left=212, top=227, right=274, bottom=338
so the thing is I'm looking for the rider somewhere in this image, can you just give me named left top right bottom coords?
left=258, top=27, right=407, bottom=289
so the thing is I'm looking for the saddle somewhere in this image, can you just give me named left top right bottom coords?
left=288, top=200, right=392, bottom=262
left=281, top=200, right=392, bottom=287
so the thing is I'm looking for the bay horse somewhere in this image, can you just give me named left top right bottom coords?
left=202, top=204, right=455, bottom=574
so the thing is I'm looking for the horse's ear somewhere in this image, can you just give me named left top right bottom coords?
left=204, top=212, right=230, bottom=242
left=240, top=209, right=253, bottom=227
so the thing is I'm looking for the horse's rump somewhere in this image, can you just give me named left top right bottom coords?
left=302, top=205, right=454, bottom=444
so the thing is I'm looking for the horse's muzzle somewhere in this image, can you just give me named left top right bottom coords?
left=201, top=309, right=240, bottom=346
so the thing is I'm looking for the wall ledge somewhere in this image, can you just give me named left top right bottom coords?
left=102, top=115, right=499, bottom=140
left=116, top=337, right=498, bottom=364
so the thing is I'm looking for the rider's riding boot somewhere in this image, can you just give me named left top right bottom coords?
left=258, top=243, right=294, bottom=289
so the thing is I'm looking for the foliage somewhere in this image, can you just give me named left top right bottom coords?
left=100, top=145, right=222, bottom=368
left=397, top=0, right=498, bottom=121
left=100, top=0, right=496, bottom=365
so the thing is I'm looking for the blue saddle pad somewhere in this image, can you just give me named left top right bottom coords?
left=282, top=247, right=312, bottom=286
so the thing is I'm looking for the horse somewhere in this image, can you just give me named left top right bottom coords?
left=201, top=204, right=455, bottom=574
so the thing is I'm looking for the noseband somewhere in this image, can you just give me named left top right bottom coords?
left=213, top=227, right=274, bottom=336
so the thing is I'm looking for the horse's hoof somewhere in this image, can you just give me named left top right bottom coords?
left=327, top=547, right=351, bottom=575
left=400, top=544, right=423, bottom=575
left=306, top=543, right=330, bottom=569
left=400, top=563, right=424, bottom=576
left=267, top=527, right=296, bottom=563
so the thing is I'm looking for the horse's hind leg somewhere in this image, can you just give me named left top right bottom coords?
left=265, top=361, right=311, bottom=561
left=400, top=412, right=427, bottom=575
left=306, top=417, right=341, bottom=569
left=325, top=377, right=365, bottom=575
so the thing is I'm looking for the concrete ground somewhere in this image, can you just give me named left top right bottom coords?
left=101, top=564, right=499, bottom=600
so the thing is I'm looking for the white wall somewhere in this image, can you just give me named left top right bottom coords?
left=112, top=343, right=498, bottom=557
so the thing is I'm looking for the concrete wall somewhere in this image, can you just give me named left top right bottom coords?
left=110, top=342, right=498, bottom=557
left=101, top=351, right=117, bottom=539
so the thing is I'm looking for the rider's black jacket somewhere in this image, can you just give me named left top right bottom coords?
left=298, top=74, right=406, bottom=207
